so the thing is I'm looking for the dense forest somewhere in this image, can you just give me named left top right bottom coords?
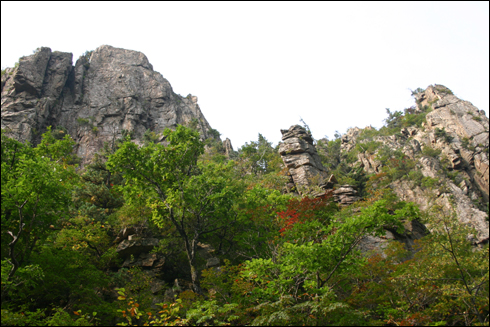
left=1, top=89, right=489, bottom=326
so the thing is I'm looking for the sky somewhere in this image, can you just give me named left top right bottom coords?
left=2, top=1, right=489, bottom=149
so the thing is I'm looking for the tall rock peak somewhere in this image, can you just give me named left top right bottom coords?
left=278, top=125, right=329, bottom=195
left=1, top=45, right=216, bottom=166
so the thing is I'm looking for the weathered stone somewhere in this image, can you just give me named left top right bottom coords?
left=42, top=51, right=73, bottom=98
left=333, top=185, right=361, bottom=206
left=223, top=138, right=234, bottom=157
left=340, top=85, right=489, bottom=245
left=150, top=279, right=166, bottom=294
left=114, top=226, right=137, bottom=243
left=1, top=45, right=217, bottom=167
left=116, top=237, right=159, bottom=258
left=122, top=252, right=165, bottom=268
left=358, top=152, right=381, bottom=173
left=278, top=125, right=329, bottom=195
left=206, top=257, right=220, bottom=268
left=358, top=220, right=429, bottom=257
left=13, top=47, right=52, bottom=96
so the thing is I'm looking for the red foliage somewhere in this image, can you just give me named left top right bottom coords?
left=277, top=190, right=334, bottom=235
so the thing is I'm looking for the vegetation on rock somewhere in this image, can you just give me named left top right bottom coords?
left=1, top=70, right=489, bottom=325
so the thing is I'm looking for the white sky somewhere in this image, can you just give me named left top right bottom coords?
left=2, top=1, right=489, bottom=149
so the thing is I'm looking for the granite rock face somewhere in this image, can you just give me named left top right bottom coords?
left=278, top=125, right=329, bottom=195
left=341, top=84, right=489, bottom=244
left=1, top=45, right=216, bottom=166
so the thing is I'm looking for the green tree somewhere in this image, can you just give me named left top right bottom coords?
left=241, top=200, right=419, bottom=325
left=1, top=128, right=78, bottom=287
left=72, top=147, right=124, bottom=222
left=384, top=108, right=403, bottom=130
left=238, top=134, right=281, bottom=176
left=107, top=125, right=243, bottom=293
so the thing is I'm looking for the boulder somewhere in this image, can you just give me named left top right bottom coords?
left=116, top=237, right=159, bottom=258
left=114, top=226, right=137, bottom=243
left=122, top=252, right=165, bottom=268
left=333, top=185, right=361, bottom=206
left=206, top=257, right=220, bottom=268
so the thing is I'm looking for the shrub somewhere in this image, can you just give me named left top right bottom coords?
left=408, top=170, right=424, bottom=186
left=77, top=117, right=90, bottom=126
left=421, top=146, right=441, bottom=158
left=434, top=127, right=453, bottom=143
left=411, top=87, right=425, bottom=95
left=435, top=85, right=454, bottom=95
left=421, top=176, right=439, bottom=189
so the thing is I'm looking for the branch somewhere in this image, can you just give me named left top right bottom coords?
left=442, top=217, right=485, bottom=324
left=320, top=228, right=366, bottom=288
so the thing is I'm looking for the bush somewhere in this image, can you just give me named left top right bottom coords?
left=411, top=87, right=425, bottom=95
left=434, top=127, right=453, bottom=143
left=408, top=170, right=424, bottom=186
left=421, top=176, right=439, bottom=189
left=77, top=117, right=90, bottom=126
left=421, top=146, right=441, bottom=158
left=435, top=86, right=454, bottom=95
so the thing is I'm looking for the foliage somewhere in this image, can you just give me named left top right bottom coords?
left=239, top=200, right=418, bottom=325
left=72, top=150, right=124, bottom=222
left=237, top=134, right=282, bottom=176
left=1, top=307, right=96, bottom=326
left=316, top=137, right=341, bottom=171
left=108, top=125, right=245, bottom=292
left=384, top=108, right=404, bottom=129
left=411, top=87, right=425, bottom=95
left=434, top=127, right=454, bottom=143
left=421, top=145, right=442, bottom=158
left=349, top=210, right=488, bottom=326
left=435, top=85, right=454, bottom=95
left=375, top=147, right=417, bottom=183
left=1, top=128, right=78, bottom=285
left=142, top=129, right=160, bottom=145
left=1, top=112, right=488, bottom=326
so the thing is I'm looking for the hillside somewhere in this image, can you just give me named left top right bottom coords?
left=1, top=46, right=489, bottom=326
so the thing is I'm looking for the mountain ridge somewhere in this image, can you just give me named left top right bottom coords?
left=1, top=45, right=218, bottom=166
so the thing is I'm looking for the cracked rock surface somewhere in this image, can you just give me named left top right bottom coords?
left=2, top=45, right=215, bottom=166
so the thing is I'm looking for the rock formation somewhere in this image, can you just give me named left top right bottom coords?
left=278, top=125, right=330, bottom=195
left=341, top=84, right=489, bottom=244
left=1, top=45, right=216, bottom=166
left=333, top=185, right=361, bottom=206
left=223, top=138, right=234, bottom=157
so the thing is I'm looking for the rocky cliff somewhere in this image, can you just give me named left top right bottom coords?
left=277, top=85, right=488, bottom=249
left=1, top=45, right=216, bottom=166
left=340, top=85, right=489, bottom=244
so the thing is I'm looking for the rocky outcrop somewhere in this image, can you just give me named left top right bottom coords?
left=197, top=242, right=220, bottom=268
left=279, top=125, right=329, bottom=195
left=116, top=237, right=160, bottom=258
left=341, top=84, right=489, bottom=244
left=223, top=138, right=234, bottom=157
left=1, top=45, right=216, bottom=166
left=333, top=185, right=361, bottom=206
left=358, top=219, right=429, bottom=257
